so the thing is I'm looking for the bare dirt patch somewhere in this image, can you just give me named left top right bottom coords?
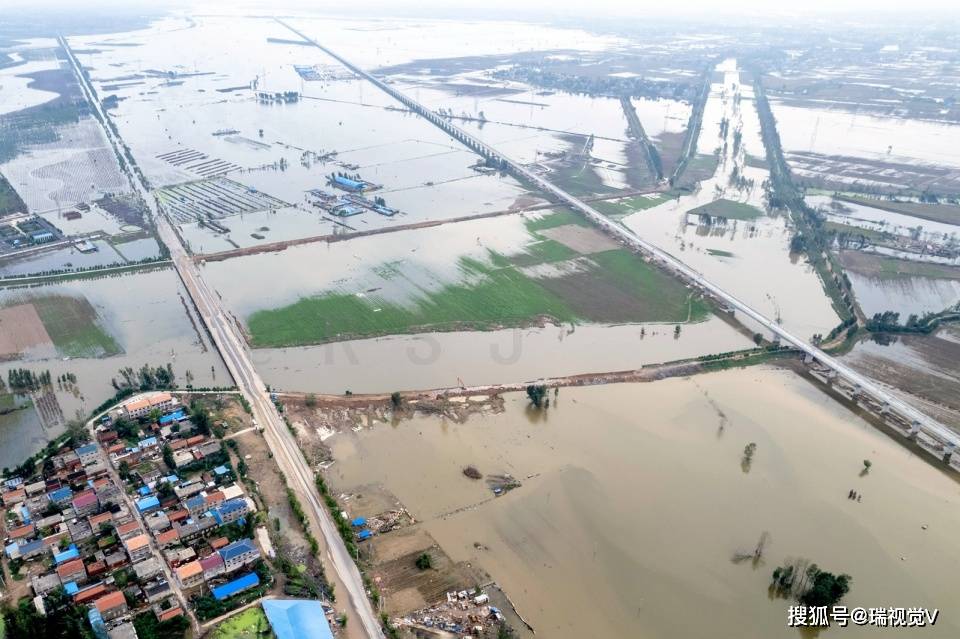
left=0, top=303, right=52, bottom=358
left=539, top=224, right=620, bottom=254
left=340, top=484, right=403, bottom=521
left=366, top=526, right=482, bottom=616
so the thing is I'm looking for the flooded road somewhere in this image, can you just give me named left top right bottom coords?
left=327, top=368, right=960, bottom=638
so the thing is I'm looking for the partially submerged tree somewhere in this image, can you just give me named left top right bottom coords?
left=526, top=384, right=547, bottom=408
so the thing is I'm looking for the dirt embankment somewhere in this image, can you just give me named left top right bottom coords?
left=275, top=355, right=757, bottom=413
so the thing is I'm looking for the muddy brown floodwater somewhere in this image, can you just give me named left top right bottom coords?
left=326, top=367, right=960, bottom=638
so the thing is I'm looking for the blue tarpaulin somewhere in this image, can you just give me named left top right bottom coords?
left=53, top=544, right=79, bottom=564
left=136, top=495, right=160, bottom=512
left=350, top=517, right=366, bottom=527
left=262, top=599, right=335, bottom=639
left=357, top=529, right=372, bottom=541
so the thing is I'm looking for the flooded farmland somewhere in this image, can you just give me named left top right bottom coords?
left=4, top=6, right=960, bottom=638
left=837, top=250, right=960, bottom=317
left=622, top=60, right=842, bottom=339
left=327, top=368, right=960, bottom=638
left=201, top=209, right=752, bottom=392
left=844, top=326, right=960, bottom=430
left=252, top=318, right=750, bottom=394
left=770, top=102, right=960, bottom=194
left=0, top=267, right=228, bottom=467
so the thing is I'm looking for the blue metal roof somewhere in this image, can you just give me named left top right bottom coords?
left=218, top=498, right=246, bottom=514
left=17, top=539, right=44, bottom=556
left=76, top=444, right=98, bottom=456
left=138, top=486, right=152, bottom=496
left=212, top=499, right=246, bottom=525
left=211, top=572, right=259, bottom=601
left=64, top=581, right=79, bottom=595
left=213, top=465, right=230, bottom=475
left=262, top=599, right=335, bottom=639
left=185, top=494, right=205, bottom=509
left=18, top=504, right=30, bottom=523
left=333, top=175, right=365, bottom=190
left=136, top=495, right=160, bottom=512
left=138, top=436, right=158, bottom=448
left=54, top=544, right=79, bottom=564
left=218, top=538, right=256, bottom=562
left=48, top=486, right=73, bottom=502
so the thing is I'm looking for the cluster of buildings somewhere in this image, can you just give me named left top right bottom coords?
left=0, top=214, right=63, bottom=253
left=1, top=392, right=270, bottom=639
left=306, top=185, right=397, bottom=219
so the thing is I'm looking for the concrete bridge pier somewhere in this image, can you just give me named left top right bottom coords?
left=849, top=382, right=863, bottom=402
left=908, top=421, right=922, bottom=439
left=943, top=442, right=956, bottom=463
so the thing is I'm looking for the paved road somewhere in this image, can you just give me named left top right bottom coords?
left=62, top=36, right=384, bottom=639
left=275, top=19, right=959, bottom=450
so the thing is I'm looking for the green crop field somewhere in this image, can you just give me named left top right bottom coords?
left=690, top=198, right=764, bottom=221
left=247, top=216, right=711, bottom=348
left=30, top=295, right=121, bottom=358
left=507, top=238, right=579, bottom=266
left=211, top=607, right=274, bottom=639
left=824, top=221, right=893, bottom=244
left=523, top=210, right=591, bottom=232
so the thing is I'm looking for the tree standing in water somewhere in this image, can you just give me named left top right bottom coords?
left=526, top=384, right=547, bottom=408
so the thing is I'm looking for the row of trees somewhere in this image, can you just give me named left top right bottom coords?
left=111, top=363, right=175, bottom=392
left=864, top=310, right=942, bottom=334
left=6, top=368, right=52, bottom=393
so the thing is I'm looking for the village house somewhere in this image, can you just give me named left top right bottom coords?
left=94, top=590, right=128, bottom=621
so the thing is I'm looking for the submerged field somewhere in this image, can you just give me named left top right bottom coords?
left=689, top=198, right=764, bottom=221
left=591, top=192, right=671, bottom=219
left=244, top=211, right=709, bottom=347
left=0, top=293, right=120, bottom=359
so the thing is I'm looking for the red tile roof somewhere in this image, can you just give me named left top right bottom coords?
left=74, top=583, right=108, bottom=604
left=57, top=558, right=86, bottom=579
left=8, top=523, right=35, bottom=539
left=94, top=590, right=126, bottom=613
left=208, top=536, right=229, bottom=550
left=158, top=606, right=184, bottom=621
